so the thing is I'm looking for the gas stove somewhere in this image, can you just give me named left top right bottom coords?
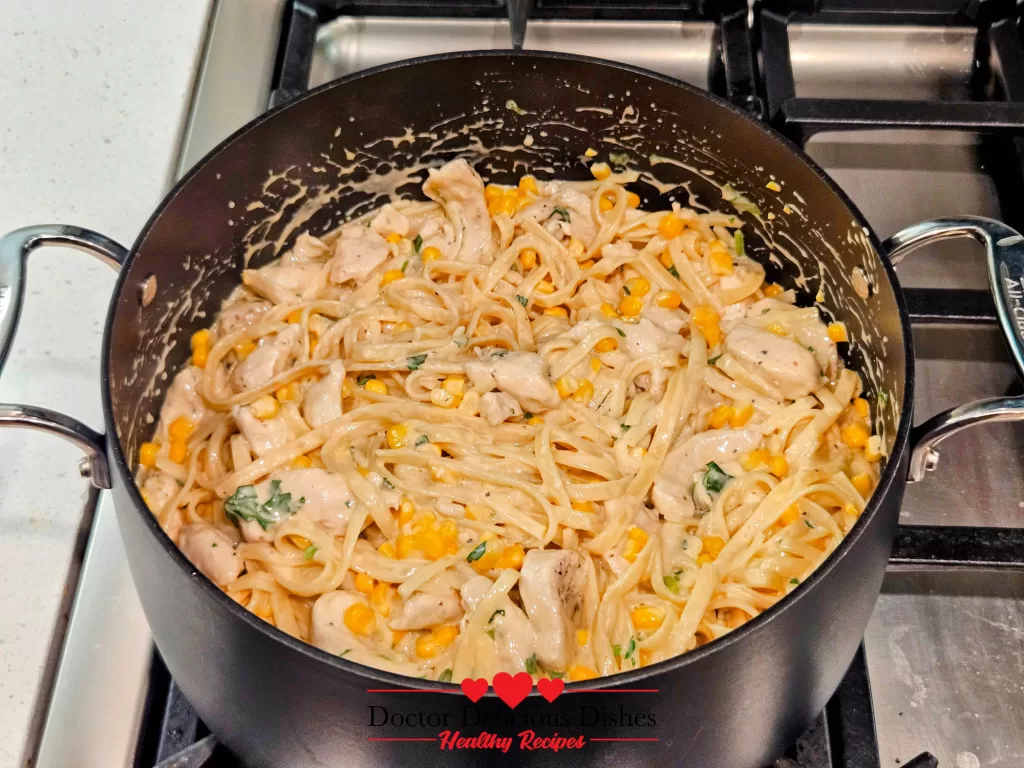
left=27, top=2, right=1024, bottom=767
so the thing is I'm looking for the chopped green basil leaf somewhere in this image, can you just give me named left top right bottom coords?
left=225, top=480, right=301, bottom=531
left=407, top=353, right=428, bottom=371
left=524, top=654, right=538, bottom=674
left=668, top=265, right=680, bottom=279
left=552, top=206, right=570, bottom=222
left=550, top=671, right=565, bottom=680
left=438, top=668, right=453, bottom=682
left=663, top=571, right=681, bottom=594
left=622, top=284, right=631, bottom=296
left=707, top=354, right=722, bottom=365
left=522, top=412, right=534, bottom=420
left=790, top=578, right=800, bottom=585
left=702, top=461, right=732, bottom=494
left=357, top=374, right=374, bottom=386
left=612, top=643, right=622, bottom=658
left=805, top=519, right=816, bottom=529
left=413, top=234, right=423, bottom=253
left=466, top=541, right=487, bottom=562
left=620, top=423, right=631, bottom=432
left=303, top=545, right=318, bottom=561
left=381, top=477, right=395, bottom=490
left=415, top=434, right=429, bottom=446
left=734, top=230, right=746, bottom=257
left=516, top=294, right=528, bottom=308
left=624, top=636, right=637, bottom=661
left=486, top=627, right=496, bottom=640
left=211, top=543, right=217, bottom=548
left=615, top=327, right=626, bottom=338
left=401, top=260, right=408, bottom=273
left=339, top=648, right=352, bottom=657
left=505, top=99, right=526, bottom=115
left=877, top=391, right=890, bottom=408
left=488, top=609, right=505, bottom=624
left=491, top=349, right=509, bottom=358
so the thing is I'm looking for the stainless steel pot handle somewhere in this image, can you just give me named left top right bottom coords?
left=884, top=216, right=1024, bottom=481
left=0, top=225, right=127, bottom=489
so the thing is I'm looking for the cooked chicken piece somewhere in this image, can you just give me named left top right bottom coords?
left=160, top=366, right=208, bottom=431
left=479, top=391, right=523, bottom=425
left=791, top=320, right=839, bottom=380
left=460, top=575, right=494, bottom=614
left=302, top=361, right=345, bottom=427
left=218, top=300, right=272, bottom=336
left=231, top=324, right=302, bottom=392
left=520, top=188, right=598, bottom=246
left=329, top=231, right=391, bottom=284
left=652, top=428, right=761, bottom=519
left=519, top=549, right=586, bottom=672
left=644, top=306, right=686, bottom=335
left=258, top=468, right=356, bottom=535
left=389, top=590, right=463, bottom=631
left=242, top=262, right=322, bottom=304
left=289, top=233, right=330, bottom=261
left=488, top=597, right=538, bottom=674
left=370, top=204, right=411, bottom=238
left=178, top=522, right=242, bottom=586
left=312, top=591, right=372, bottom=656
left=464, top=352, right=560, bottom=412
left=725, top=325, right=822, bottom=399
left=422, top=159, right=494, bottom=263
left=232, top=406, right=290, bottom=457
left=142, top=472, right=179, bottom=515
left=416, top=215, right=456, bottom=254
left=617, top=317, right=684, bottom=359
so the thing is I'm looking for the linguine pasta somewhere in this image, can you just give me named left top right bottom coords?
left=136, top=158, right=883, bottom=684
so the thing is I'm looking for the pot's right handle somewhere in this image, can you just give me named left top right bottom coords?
left=884, top=217, right=1024, bottom=481
left=0, top=225, right=127, bottom=488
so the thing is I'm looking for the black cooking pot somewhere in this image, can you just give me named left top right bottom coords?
left=3, top=52, right=1024, bottom=768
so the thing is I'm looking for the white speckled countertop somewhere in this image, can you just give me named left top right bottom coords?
left=0, top=2, right=212, bottom=764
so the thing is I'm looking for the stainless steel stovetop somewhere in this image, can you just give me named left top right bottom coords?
left=27, top=2, right=1024, bottom=767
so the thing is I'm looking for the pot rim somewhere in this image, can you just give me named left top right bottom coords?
left=101, top=49, right=916, bottom=693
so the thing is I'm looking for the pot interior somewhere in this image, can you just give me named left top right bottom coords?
left=107, top=51, right=907, bottom=512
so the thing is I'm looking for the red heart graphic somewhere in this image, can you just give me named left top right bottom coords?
left=460, top=677, right=488, bottom=703
left=536, top=677, right=564, bottom=703
left=492, top=671, right=533, bottom=709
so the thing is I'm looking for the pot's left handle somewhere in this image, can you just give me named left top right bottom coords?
left=885, top=216, right=1024, bottom=482
left=0, top=225, right=127, bottom=489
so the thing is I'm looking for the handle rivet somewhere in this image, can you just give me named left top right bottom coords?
left=141, top=275, right=157, bottom=307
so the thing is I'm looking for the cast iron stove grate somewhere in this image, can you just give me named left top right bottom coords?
left=138, top=1, right=1024, bottom=765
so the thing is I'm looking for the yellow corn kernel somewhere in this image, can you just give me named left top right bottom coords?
left=628, top=526, right=648, bottom=544
left=488, top=195, right=517, bottom=217
left=344, top=603, right=376, bottom=636
left=413, top=634, right=441, bottom=659
left=290, top=454, right=313, bottom=469
left=234, top=340, right=257, bottom=360
left=590, top=162, right=611, bottom=180
left=619, top=295, right=644, bottom=318
left=519, top=175, right=538, bottom=195
left=766, top=322, right=789, bottom=337
left=865, top=434, right=883, bottom=462
left=626, top=191, right=641, bottom=208
left=623, top=526, right=649, bottom=562
left=385, top=232, right=402, bottom=244
left=701, top=535, right=726, bottom=559
left=851, top=473, right=873, bottom=496
left=692, top=305, right=719, bottom=325
left=139, top=442, right=159, bottom=469
left=764, top=283, right=784, bottom=298
left=250, top=395, right=279, bottom=419
left=386, top=424, right=408, bottom=449
left=573, top=380, right=594, bottom=404
left=709, top=404, right=733, bottom=429
left=484, top=184, right=505, bottom=201
left=600, top=302, right=619, bottom=318
left=168, top=417, right=194, bottom=442
left=577, top=629, right=590, bottom=646
left=599, top=195, right=614, bottom=212
left=654, top=290, right=682, bottom=309
left=639, top=649, right=654, bottom=667
left=442, top=376, right=465, bottom=396
left=380, top=269, right=403, bottom=287
left=766, top=180, right=782, bottom=192
left=436, top=624, right=460, bottom=646
left=584, top=148, right=598, bottom=158
left=853, top=397, right=870, bottom=420
left=396, top=535, right=416, bottom=559
left=191, top=329, right=211, bottom=354
left=624, top=277, right=650, bottom=298
left=342, top=377, right=355, bottom=398
left=497, top=543, right=526, bottom=570
left=536, top=279, right=555, bottom=294
left=658, top=213, right=685, bottom=239
left=631, top=605, right=666, bottom=631
left=567, top=238, right=585, bottom=258
left=768, top=454, right=789, bottom=477
left=696, top=554, right=713, bottom=566
left=519, top=248, right=538, bottom=270
left=421, top=245, right=442, bottom=264
left=275, top=382, right=298, bottom=402
left=709, top=249, right=734, bottom=275
left=556, top=375, right=579, bottom=398
left=571, top=500, right=594, bottom=513
left=364, top=379, right=388, bottom=395
left=429, top=387, right=457, bottom=408
left=741, top=448, right=770, bottom=471
left=285, top=309, right=303, bottom=324
left=354, top=572, right=375, bottom=594
left=357, top=466, right=370, bottom=477
left=527, top=415, right=544, bottom=425
left=568, top=665, right=599, bottom=682
left=370, top=583, right=393, bottom=617
left=659, top=249, right=675, bottom=269
left=378, top=542, right=397, bottom=559
left=730, top=403, right=755, bottom=427
left=595, top=337, right=617, bottom=353
left=780, top=504, right=800, bottom=525
left=579, top=259, right=595, bottom=270
left=544, top=306, right=569, bottom=318
left=398, top=498, right=416, bottom=524
left=191, top=346, right=208, bottom=369
left=827, top=322, right=849, bottom=343
left=841, top=423, right=870, bottom=449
